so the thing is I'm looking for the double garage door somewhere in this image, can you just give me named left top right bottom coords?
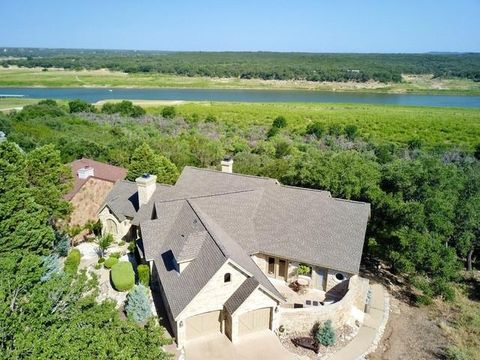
left=185, top=308, right=271, bottom=342
left=238, top=308, right=271, bottom=337
left=185, top=310, right=222, bottom=341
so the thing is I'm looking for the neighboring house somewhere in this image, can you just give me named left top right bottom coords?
left=66, top=158, right=127, bottom=233
left=99, top=158, right=370, bottom=348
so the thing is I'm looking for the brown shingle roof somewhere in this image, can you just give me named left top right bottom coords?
left=65, top=158, right=127, bottom=200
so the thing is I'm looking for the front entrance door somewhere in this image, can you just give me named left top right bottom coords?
left=267, top=256, right=288, bottom=281
left=314, top=267, right=326, bottom=290
left=277, top=259, right=287, bottom=281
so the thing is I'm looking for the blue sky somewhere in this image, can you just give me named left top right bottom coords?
left=1, top=0, right=479, bottom=52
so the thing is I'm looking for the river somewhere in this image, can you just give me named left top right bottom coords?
left=0, top=87, right=479, bottom=108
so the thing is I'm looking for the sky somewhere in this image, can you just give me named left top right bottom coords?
left=1, top=0, right=479, bottom=53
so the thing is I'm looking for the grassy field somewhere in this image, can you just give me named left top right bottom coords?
left=2, top=97, right=479, bottom=149
left=1, top=67, right=480, bottom=95
left=150, top=101, right=480, bottom=149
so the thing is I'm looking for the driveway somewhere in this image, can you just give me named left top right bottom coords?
left=184, top=331, right=301, bottom=360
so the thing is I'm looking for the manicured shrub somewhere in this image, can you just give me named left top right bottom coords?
left=64, top=248, right=81, bottom=274
left=98, top=257, right=105, bottom=264
left=110, top=252, right=121, bottom=259
left=125, top=285, right=152, bottom=323
left=104, top=256, right=119, bottom=269
left=111, top=261, right=135, bottom=292
left=315, top=320, right=336, bottom=347
left=128, top=241, right=136, bottom=253
left=94, top=264, right=102, bottom=270
left=138, top=264, right=150, bottom=286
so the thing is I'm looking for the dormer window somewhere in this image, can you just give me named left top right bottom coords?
left=224, top=273, right=231, bottom=283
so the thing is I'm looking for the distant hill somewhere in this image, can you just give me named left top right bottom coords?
left=2, top=47, right=479, bottom=83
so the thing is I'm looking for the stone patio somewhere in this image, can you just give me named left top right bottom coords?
left=269, top=278, right=326, bottom=308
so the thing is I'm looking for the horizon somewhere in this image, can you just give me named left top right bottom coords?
left=2, top=46, right=479, bottom=55
left=1, top=0, right=479, bottom=53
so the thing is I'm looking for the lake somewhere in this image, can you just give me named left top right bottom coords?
left=1, top=87, right=480, bottom=108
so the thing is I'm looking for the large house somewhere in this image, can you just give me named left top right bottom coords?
left=99, top=159, right=370, bottom=348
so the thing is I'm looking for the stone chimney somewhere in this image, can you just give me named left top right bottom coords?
left=221, top=156, right=233, bottom=173
left=136, top=173, right=157, bottom=207
left=77, top=166, right=94, bottom=179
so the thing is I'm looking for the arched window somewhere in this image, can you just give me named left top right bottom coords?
left=224, top=273, right=231, bottom=283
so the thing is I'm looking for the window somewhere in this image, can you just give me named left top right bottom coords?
left=335, top=272, right=346, bottom=281
left=224, top=273, right=231, bottom=283
left=268, top=257, right=275, bottom=275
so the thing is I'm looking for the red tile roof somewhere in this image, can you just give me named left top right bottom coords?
left=65, top=158, right=127, bottom=200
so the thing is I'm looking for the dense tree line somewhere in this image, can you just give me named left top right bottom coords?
left=1, top=101, right=479, bottom=303
left=2, top=48, right=480, bottom=82
left=0, top=139, right=171, bottom=358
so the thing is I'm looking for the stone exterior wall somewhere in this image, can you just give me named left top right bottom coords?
left=98, top=207, right=132, bottom=241
left=288, top=261, right=300, bottom=282
left=278, top=275, right=369, bottom=334
left=229, top=288, right=278, bottom=343
left=326, top=268, right=351, bottom=292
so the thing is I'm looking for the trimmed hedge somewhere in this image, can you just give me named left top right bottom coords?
left=137, top=264, right=150, bottom=286
left=104, top=256, right=119, bottom=269
left=111, top=261, right=135, bottom=292
left=64, top=248, right=81, bottom=274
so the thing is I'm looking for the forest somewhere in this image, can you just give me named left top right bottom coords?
left=0, top=99, right=479, bottom=358
left=2, top=48, right=480, bottom=83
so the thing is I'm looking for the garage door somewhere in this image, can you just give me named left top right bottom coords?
left=185, top=311, right=222, bottom=341
left=238, top=308, right=271, bottom=337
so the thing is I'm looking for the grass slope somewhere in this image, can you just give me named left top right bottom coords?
left=160, top=102, right=480, bottom=150
left=1, top=67, right=480, bottom=95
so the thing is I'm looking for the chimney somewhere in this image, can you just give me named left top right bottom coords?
left=136, top=173, right=157, bottom=207
left=221, top=156, right=233, bottom=173
left=77, top=166, right=94, bottom=179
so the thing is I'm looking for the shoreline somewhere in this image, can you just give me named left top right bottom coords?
left=0, top=68, right=479, bottom=96
left=0, top=84, right=479, bottom=97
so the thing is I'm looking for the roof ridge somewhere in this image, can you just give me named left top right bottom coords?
left=183, top=166, right=280, bottom=183
left=279, top=184, right=332, bottom=196
left=185, top=200, right=228, bottom=259
left=331, top=197, right=370, bottom=206
left=154, top=188, right=260, bottom=204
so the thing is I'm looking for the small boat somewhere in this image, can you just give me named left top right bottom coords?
left=108, top=89, right=113, bottom=92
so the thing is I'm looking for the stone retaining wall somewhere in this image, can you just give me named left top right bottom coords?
left=278, top=275, right=369, bottom=333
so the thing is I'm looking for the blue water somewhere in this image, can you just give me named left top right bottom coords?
left=1, top=87, right=479, bottom=108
